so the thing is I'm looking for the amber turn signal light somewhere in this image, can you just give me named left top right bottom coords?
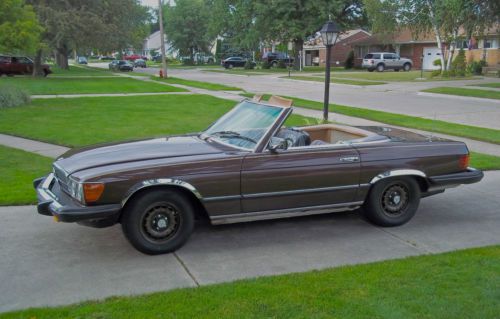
left=83, top=183, right=105, bottom=203
left=458, top=154, right=470, bottom=170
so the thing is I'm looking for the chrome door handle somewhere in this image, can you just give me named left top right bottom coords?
left=340, top=156, right=360, bottom=162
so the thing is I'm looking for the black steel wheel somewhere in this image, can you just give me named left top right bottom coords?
left=362, top=177, right=420, bottom=227
left=121, top=189, right=195, bottom=255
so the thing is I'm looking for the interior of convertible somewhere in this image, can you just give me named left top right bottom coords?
left=256, top=94, right=389, bottom=148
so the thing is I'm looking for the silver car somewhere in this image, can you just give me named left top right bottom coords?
left=362, top=52, right=413, bottom=72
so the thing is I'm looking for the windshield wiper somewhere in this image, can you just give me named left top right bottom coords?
left=209, top=131, right=257, bottom=144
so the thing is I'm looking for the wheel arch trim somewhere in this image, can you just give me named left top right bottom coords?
left=121, top=178, right=203, bottom=207
left=370, top=169, right=427, bottom=184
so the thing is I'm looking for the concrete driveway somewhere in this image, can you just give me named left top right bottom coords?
left=1, top=171, right=499, bottom=313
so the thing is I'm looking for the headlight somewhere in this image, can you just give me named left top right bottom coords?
left=67, top=177, right=84, bottom=203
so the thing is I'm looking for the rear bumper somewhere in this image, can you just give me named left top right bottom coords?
left=34, top=173, right=121, bottom=225
left=428, top=167, right=484, bottom=188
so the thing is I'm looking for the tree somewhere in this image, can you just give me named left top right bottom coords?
left=28, top=0, right=149, bottom=72
left=209, top=0, right=366, bottom=70
left=0, top=0, right=41, bottom=54
left=164, top=0, right=212, bottom=62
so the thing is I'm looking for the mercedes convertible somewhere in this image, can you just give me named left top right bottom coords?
left=35, top=95, right=483, bottom=254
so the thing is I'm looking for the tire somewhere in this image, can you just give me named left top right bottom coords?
left=394, top=69, right=400, bottom=72
left=43, top=70, right=49, bottom=77
left=367, top=69, right=374, bottom=72
left=121, top=189, right=195, bottom=255
left=376, top=64, right=385, bottom=72
left=228, top=64, right=234, bottom=69
left=271, top=61, right=278, bottom=68
left=403, top=63, right=411, bottom=71
left=362, top=177, right=420, bottom=227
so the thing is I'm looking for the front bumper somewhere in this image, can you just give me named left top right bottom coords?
left=34, top=173, right=121, bottom=224
left=428, top=167, right=484, bottom=189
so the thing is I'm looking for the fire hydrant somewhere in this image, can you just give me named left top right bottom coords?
left=159, top=69, right=164, bottom=78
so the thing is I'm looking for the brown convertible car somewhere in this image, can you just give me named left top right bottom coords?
left=35, top=96, right=483, bottom=254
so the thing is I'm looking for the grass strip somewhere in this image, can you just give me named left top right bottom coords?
left=468, top=82, right=500, bottom=89
left=151, top=76, right=242, bottom=91
left=241, top=93, right=500, bottom=144
left=2, top=245, right=498, bottom=318
left=0, top=77, right=186, bottom=95
left=423, top=87, right=500, bottom=100
left=284, top=75, right=386, bottom=86
left=0, top=145, right=53, bottom=205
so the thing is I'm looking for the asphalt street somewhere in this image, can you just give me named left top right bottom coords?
left=1, top=171, right=499, bottom=312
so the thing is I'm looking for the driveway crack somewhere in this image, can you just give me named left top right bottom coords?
left=173, top=253, right=200, bottom=287
left=373, top=226, right=435, bottom=254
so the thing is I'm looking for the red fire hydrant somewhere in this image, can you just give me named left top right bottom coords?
left=159, top=69, right=164, bottom=78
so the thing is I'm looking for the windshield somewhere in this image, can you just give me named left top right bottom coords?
left=203, top=101, right=284, bottom=150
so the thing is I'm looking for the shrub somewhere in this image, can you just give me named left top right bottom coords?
left=467, top=60, right=486, bottom=75
left=345, top=50, right=355, bottom=69
left=451, top=49, right=467, bottom=76
left=182, top=58, right=194, bottom=66
left=0, top=85, right=30, bottom=108
left=277, top=60, right=287, bottom=69
left=433, top=59, right=442, bottom=67
left=244, top=60, right=255, bottom=69
left=431, top=69, right=442, bottom=77
left=261, top=60, right=271, bottom=69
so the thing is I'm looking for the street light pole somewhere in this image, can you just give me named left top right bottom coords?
left=319, top=20, right=341, bottom=122
left=323, top=44, right=332, bottom=121
left=158, top=0, right=167, bottom=78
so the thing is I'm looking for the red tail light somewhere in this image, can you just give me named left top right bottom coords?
left=370, top=59, right=374, bottom=64
left=459, top=154, right=470, bottom=170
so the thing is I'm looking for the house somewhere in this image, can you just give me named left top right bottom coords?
left=351, top=28, right=499, bottom=70
left=302, top=29, right=371, bottom=67
left=142, top=30, right=174, bottom=59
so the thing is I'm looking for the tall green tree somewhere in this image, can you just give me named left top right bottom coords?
left=164, top=0, right=212, bottom=61
left=0, top=0, right=41, bottom=54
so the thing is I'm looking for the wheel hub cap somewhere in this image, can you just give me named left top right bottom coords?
left=142, top=204, right=180, bottom=242
left=382, top=184, right=409, bottom=215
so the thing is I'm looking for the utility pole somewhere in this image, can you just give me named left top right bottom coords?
left=158, top=0, right=167, bottom=78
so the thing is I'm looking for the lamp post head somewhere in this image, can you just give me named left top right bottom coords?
left=320, top=20, right=341, bottom=46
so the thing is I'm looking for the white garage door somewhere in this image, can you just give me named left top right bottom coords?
left=422, top=47, right=442, bottom=70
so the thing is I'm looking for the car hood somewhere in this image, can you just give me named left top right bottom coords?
left=56, top=135, right=224, bottom=174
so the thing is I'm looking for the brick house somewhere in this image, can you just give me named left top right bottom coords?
left=302, top=29, right=371, bottom=67
left=350, top=28, right=499, bottom=70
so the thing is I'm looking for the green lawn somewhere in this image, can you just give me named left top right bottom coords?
left=2, top=245, right=498, bottom=318
left=0, top=77, right=186, bottom=95
left=423, top=87, right=500, bottom=100
left=284, top=75, right=386, bottom=86
left=469, top=82, right=500, bottom=88
left=331, top=70, right=475, bottom=82
left=470, top=152, right=500, bottom=170
left=152, top=76, right=242, bottom=91
left=49, top=65, right=116, bottom=77
left=0, top=95, right=309, bottom=147
left=241, top=93, right=500, bottom=145
left=0, top=145, right=52, bottom=205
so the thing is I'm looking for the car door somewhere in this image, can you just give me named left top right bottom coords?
left=18, top=57, right=33, bottom=74
left=383, top=53, right=396, bottom=69
left=240, top=145, right=361, bottom=213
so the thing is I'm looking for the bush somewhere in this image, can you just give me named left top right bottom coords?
left=182, top=58, right=194, bottom=66
left=451, top=49, right=467, bottom=76
left=431, top=69, right=442, bottom=77
left=0, top=85, right=30, bottom=108
left=433, top=59, right=442, bottom=67
left=467, top=60, right=486, bottom=75
left=277, top=60, right=287, bottom=69
left=244, top=60, right=255, bottom=69
left=345, top=50, right=355, bottom=69
left=261, top=60, right=271, bottom=69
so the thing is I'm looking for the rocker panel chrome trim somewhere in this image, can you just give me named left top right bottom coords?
left=210, top=201, right=363, bottom=225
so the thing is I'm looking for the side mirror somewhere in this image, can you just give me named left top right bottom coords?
left=268, top=137, right=288, bottom=152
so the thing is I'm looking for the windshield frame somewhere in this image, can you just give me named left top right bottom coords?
left=200, top=99, right=292, bottom=153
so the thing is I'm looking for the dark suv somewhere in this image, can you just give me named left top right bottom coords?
left=0, top=55, right=52, bottom=77
left=221, top=57, right=255, bottom=69
left=262, top=52, right=294, bottom=67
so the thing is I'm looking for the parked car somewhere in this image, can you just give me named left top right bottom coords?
left=34, top=95, right=483, bottom=255
left=362, top=52, right=413, bottom=72
left=0, top=55, right=52, bottom=77
left=262, top=52, right=294, bottom=67
left=109, top=60, right=133, bottom=72
left=124, top=54, right=147, bottom=61
left=77, top=56, right=88, bottom=65
left=221, top=57, right=255, bottom=69
left=133, top=59, right=146, bottom=68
